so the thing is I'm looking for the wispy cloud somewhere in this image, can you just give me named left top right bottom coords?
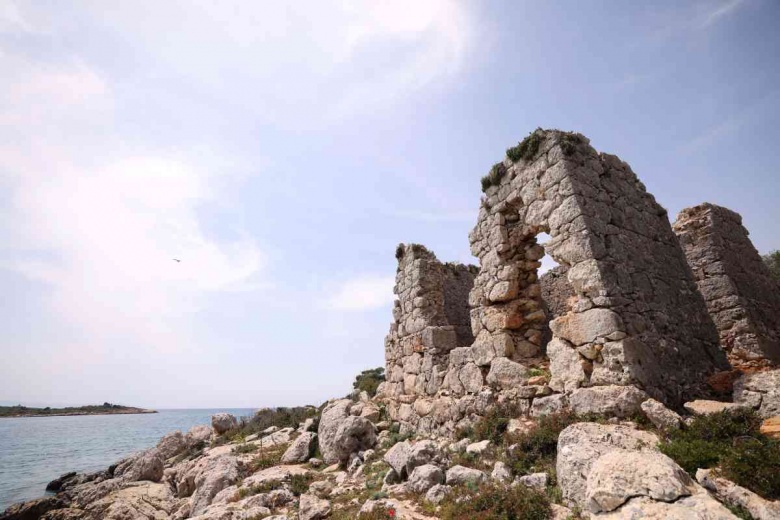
left=700, top=0, right=748, bottom=28
left=325, top=275, right=395, bottom=311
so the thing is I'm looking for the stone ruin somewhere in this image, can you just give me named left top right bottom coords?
left=673, top=203, right=780, bottom=368
left=378, top=128, right=778, bottom=436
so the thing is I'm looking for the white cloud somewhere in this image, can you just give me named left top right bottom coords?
left=326, top=275, right=395, bottom=311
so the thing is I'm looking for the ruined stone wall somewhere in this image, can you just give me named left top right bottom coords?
left=673, top=203, right=780, bottom=368
left=540, top=266, right=575, bottom=346
left=468, top=129, right=728, bottom=408
left=383, top=245, right=476, bottom=403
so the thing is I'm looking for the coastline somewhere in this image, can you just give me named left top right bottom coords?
left=0, top=409, right=157, bottom=419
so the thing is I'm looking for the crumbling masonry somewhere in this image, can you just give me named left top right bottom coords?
left=674, top=203, right=780, bottom=368
left=379, top=129, right=734, bottom=435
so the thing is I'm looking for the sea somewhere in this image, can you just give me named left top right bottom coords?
left=0, top=408, right=255, bottom=511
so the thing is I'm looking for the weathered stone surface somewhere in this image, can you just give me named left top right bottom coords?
left=531, top=394, right=568, bottom=417
left=465, top=440, right=490, bottom=455
left=281, top=431, right=316, bottom=463
left=596, top=493, right=739, bottom=519
left=683, top=400, right=741, bottom=416
left=547, top=338, right=586, bottom=392
left=586, top=450, right=697, bottom=513
left=550, top=308, right=624, bottom=346
left=557, top=422, right=659, bottom=507
left=641, top=398, right=682, bottom=430
left=697, top=468, right=780, bottom=520
left=734, top=369, right=780, bottom=418
left=516, top=472, right=547, bottom=491
left=407, top=464, right=444, bottom=493
left=383, top=441, right=412, bottom=478
left=0, top=496, right=67, bottom=520
left=210, top=414, right=238, bottom=435
left=113, top=450, right=164, bottom=483
left=317, top=400, right=376, bottom=465
left=485, top=357, right=529, bottom=389
left=760, top=416, right=780, bottom=439
left=298, top=493, right=330, bottom=520
left=424, top=484, right=451, bottom=505
left=445, top=465, right=486, bottom=486
left=81, top=482, right=179, bottom=520
left=674, top=203, right=780, bottom=368
left=569, top=385, right=648, bottom=418
left=491, top=462, right=512, bottom=483
left=156, top=431, right=188, bottom=460
left=188, top=456, right=240, bottom=515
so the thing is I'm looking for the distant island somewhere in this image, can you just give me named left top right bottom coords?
left=0, top=402, right=156, bottom=418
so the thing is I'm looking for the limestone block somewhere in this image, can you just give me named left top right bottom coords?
left=550, top=308, right=624, bottom=346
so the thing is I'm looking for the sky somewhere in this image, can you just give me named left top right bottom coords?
left=1, top=0, right=778, bottom=409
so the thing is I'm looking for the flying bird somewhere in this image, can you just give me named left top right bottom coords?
left=173, top=259, right=181, bottom=263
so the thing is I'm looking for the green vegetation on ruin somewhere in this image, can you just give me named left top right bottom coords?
left=353, top=367, right=386, bottom=398
left=763, top=250, right=780, bottom=281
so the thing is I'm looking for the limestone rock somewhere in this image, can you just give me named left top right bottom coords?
left=641, top=398, right=682, bottom=430
left=516, top=472, right=547, bottom=490
left=586, top=450, right=697, bottom=513
left=683, top=400, right=741, bottom=416
left=550, top=308, right=624, bottom=346
left=491, top=461, right=512, bottom=483
left=281, top=432, right=317, bottom=464
left=113, top=450, right=164, bottom=483
left=696, top=468, right=780, bottom=520
left=569, top=385, right=648, bottom=418
left=486, top=357, right=529, bottom=389
left=425, top=484, right=452, bottom=505
left=318, top=400, right=376, bottom=465
left=211, top=413, right=238, bottom=435
left=556, top=422, right=659, bottom=508
left=445, top=465, right=486, bottom=486
left=466, top=440, right=490, bottom=455
left=531, top=394, right=568, bottom=417
left=547, top=338, right=586, bottom=392
left=187, top=425, right=213, bottom=445
left=383, top=441, right=412, bottom=478
left=734, top=369, right=780, bottom=418
left=407, top=464, right=445, bottom=493
left=298, top=493, right=330, bottom=520
left=596, top=493, right=739, bottom=519
left=760, top=416, right=780, bottom=439
left=156, top=431, right=188, bottom=460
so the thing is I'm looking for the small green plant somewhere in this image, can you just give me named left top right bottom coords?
left=725, top=502, right=757, bottom=520
left=395, top=243, right=405, bottom=260
left=505, top=411, right=579, bottom=475
left=506, top=128, right=544, bottom=163
left=528, top=367, right=549, bottom=378
left=480, top=162, right=507, bottom=192
left=246, top=445, right=286, bottom=472
left=290, top=473, right=314, bottom=496
left=231, top=442, right=258, bottom=455
left=353, top=367, right=386, bottom=398
left=469, top=402, right=522, bottom=445
left=232, top=479, right=282, bottom=501
left=659, top=408, right=780, bottom=499
left=438, top=482, right=551, bottom=520
left=559, top=133, right=582, bottom=156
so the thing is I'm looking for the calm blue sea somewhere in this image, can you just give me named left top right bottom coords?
left=0, top=408, right=255, bottom=511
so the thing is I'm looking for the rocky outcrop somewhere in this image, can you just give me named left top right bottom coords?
left=697, top=469, right=780, bottom=520
left=733, top=369, right=780, bottom=418
left=280, top=432, right=316, bottom=463
left=674, top=203, right=780, bottom=368
left=210, top=414, right=238, bottom=435
left=113, top=450, right=164, bottom=482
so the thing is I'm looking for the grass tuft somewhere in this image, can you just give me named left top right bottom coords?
left=438, top=481, right=551, bottom=520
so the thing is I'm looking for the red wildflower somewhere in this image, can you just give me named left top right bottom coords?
left=388, top=508, right=396, bottom=518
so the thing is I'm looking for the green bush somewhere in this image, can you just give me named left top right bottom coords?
left=480, top=162, right=507, bottom=192
left=353, top=367, right=386, bottom=397
left=506, top=129, right=544, bottom=163
left=216, top=406, right=318, bottom=443
left=659, top=408, right=780, bottom=499
left=505, top=411, right=579, bottom=475
left=290, top=473, right=314, bottom=496
left=462, top=402, right=522, bottom=444
left=395, top=243, right=405, bottom=260
left=231, top=442, right=258, bottom=455
left=763, top=250, right=780, bottom=281
left=438, top=482, right=551, bottom=520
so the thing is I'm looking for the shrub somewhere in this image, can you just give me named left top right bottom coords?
left=290, top=473, right=314, bottom=496
left=659, top=408, right=780, bottom=499
left=506, top=129, right=544, bottom=163
left=438, top=482, right=551, bottom=520
left=395, top=243, right=405, bottom=260
left=232, top=442, right=258, bottom=455
left=559, top=133, right=582, bottom=156
left=480, top=162, right=507, bottom=192
left=353, top=367, right=386, bottom=397
left=216, top=406, right=318, bottom=443
left=463, top=402, right=522, bottom=444
left=763, top=250, right=780, bottom=281
left=246, top=445, right=286, bottom=473
left=505, top=411, right=579, bottom=475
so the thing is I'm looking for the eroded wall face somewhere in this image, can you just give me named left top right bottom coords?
left=469, top=131, right=727, bottom=407
left=674, top=203, right=780, bottom=368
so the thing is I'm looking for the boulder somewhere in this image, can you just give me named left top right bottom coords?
left=211, top=413, right=238, bottom=435
left=445, top=465, right=486, bottom=486
left=585, top=450, right=697, bottom=513
left=569, top=385, right=648, bottom=418
left=407, top=464, right=445, bottom=493
left=183, top=455, right=240, bottom=515
left=516, top=472, right=548, bottom=491
left=683, top=400, right=740, bottom=416
left=549, top=308, right=624, bottom=346
left=384, top=441, right=412, bottom=477
left=113, top=450, right=164, bottom=483
left=556, top=422, right=659, bottom=508
left=595, top=494, right=740, bottom=519
left=641, top=398, right=682, bottom=430
left=81, top=482, right=179, bottom=520
left=317, top=400, right=376, bottom=465
left=156, top=431, right=188, bottom=459
left=425, top=484, right=452, bottom=505
left=298, top=493, right=330, bottom=520
left=281, top=432, right=317, bottom=464
left=547, top=338, right=587, bottom=392
left=491, top=461, right=512, bottom=483
left=466, top=440, right=491, bottom=455
left=531, top=394, right=568, bottom=417
left=187, top=425, right=213, bottom=445
left=0, top=496, right=67, bottom=520
left=697, top=468, right=780, bottom=520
